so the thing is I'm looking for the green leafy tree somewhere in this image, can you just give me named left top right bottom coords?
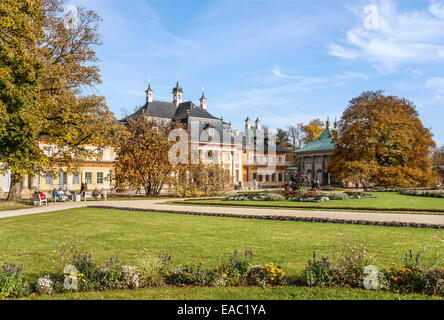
left=0, top=0, right=117, bottom=201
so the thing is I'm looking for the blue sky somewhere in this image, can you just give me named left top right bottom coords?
left=70, top=0, right=444, bottom=146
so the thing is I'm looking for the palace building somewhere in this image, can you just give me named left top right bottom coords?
left=0, top=80, right=291, bottom=198
left=124, top=81, right=291, bottom=188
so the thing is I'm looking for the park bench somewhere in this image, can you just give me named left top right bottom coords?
left=31, top=192, right=48, bottom=206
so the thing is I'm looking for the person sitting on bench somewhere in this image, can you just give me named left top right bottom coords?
left=52, top=189, right=67, bottom=202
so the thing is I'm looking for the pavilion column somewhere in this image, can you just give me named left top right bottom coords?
left=311, top=156, right=315, bottom=180
left=322, top=155, right=326, bottom=185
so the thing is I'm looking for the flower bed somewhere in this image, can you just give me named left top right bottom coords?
left=400, top=190, right=444, bottom=199
left=225, top=190, right=374, bottom=203
left=298, top=231, right=444, bottom=296
left=1, top=232, right=442, bottom=299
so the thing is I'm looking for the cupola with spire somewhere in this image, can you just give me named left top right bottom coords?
left=245, top=116, right=251, bottom=130
left=255, top=117, right=261, bottom=130
left=200, top=88, right=207, bottom=110
left=145, top=79, right=153, bottom=104
left=172, top=81, right=183, bottom=106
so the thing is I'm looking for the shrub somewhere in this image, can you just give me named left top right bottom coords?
left=0, top=262, right=29, bottom=299
left=137, top=252, right=172, bottom=288
left=70, top=251, right=101, bottom=291
left=216, top=249, right=254, bottom=286
left=381, top=250, right=444, bottom=296
left=99, top=265, right=122, bottom=290
left=121, top=265, right=140, bottom=289
left=50, top=239, right=88, bottom=274
left=330, top=236, right=373, bottom=288
left=400, top=190, right=444, bottom=198
left=248, top=262, right=287, bottom=287
left=164, top=264, right=207, bottom=287
left=225, top=191, right=284, bottom=202
left=285, top=172, right=312, bottom=191
left=35, top=276, right=54, bottom=295
left=299, top=252, right=333, bottom=287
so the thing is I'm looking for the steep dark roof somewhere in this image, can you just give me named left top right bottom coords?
left=129, top=101, right=177, bottom=119
left=173, top=101, right=219, bottom=120
left=125, top=100, right=219, bottom=121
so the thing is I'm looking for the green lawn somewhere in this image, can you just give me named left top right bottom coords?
left=173, top=192, right=444, bottom=214
left=24, top=286, right=442, bottom=300
left=0, top=207, right=442, bottom=299
left=0, top=200, right=31, bottom=212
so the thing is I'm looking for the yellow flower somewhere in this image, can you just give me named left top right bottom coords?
left=82, top=279, right=86, bottom=282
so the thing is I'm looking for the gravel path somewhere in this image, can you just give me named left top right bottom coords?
left=1, top=199, right=443, bottom=227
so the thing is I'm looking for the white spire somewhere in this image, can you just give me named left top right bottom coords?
left=145, top=77, right=153, bottom=103
left=200, top=87, right=207, bottom=110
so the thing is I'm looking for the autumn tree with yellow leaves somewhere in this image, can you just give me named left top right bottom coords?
left=113, top=117, right=178, bottom=197
left=328, top=91, right=438, bottom=187
left=302, top=119, right=325, bottom=144
left=0, top=0, right=117, bottom=201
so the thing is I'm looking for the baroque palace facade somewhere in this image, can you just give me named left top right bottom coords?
left=0, top=81, right=290, bottom=198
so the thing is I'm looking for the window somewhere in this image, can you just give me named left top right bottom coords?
left=316, top=156, right=323, bottom=163
left=278, top=173, right=283, bottom=182
left=2, top=170, right=11, bottom=192
left=207, top=128, right=214, bottom=136
left=305, top=157, right=312, bottom=164
left=326, top=156, right=331, bottom=163
left=72, top=173, right=80, bottom=185
left=278, top=156, right=283, bottom=163
left=59, top=172, right=67, bottom=185
left=234, top=153, right=240, bottom=161
left=44, top=146, right=54, bottom=157
left=223, top=153, right=230, bottom=161
left=45, top=174, right=53, bottom=185
left=97, top=172, right=104, bottom=184
left=265, top=175, right=270, bottom=182
left=253, top=173, right=257, bottom=181
left=272, top=173, right=276, bottom=182
left=85, top=172, right=92, bottom=184
left=258, top=175, right=263, bottom=182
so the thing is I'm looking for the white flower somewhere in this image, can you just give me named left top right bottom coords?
left=121, top=265, right=140, bottom=289
left=36, top=275, right=54, bottom=295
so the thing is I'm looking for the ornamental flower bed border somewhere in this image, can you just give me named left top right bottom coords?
left=90, top=205, right=444, bottom=229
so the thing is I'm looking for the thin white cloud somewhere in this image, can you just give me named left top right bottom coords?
left=272, top=67, right=304, bottom=80
left=330, top=0, right=444, bottom=70
left=427, top=76, right=444, bottom=101
left=427, top=77, right=444, bottom=88
left=272, top=67, right=369, bottom=84
left=212, top=69, right=369, bottom=114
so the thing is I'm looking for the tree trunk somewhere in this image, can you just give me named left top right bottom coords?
left=7, top=173, right=22, bottom=202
